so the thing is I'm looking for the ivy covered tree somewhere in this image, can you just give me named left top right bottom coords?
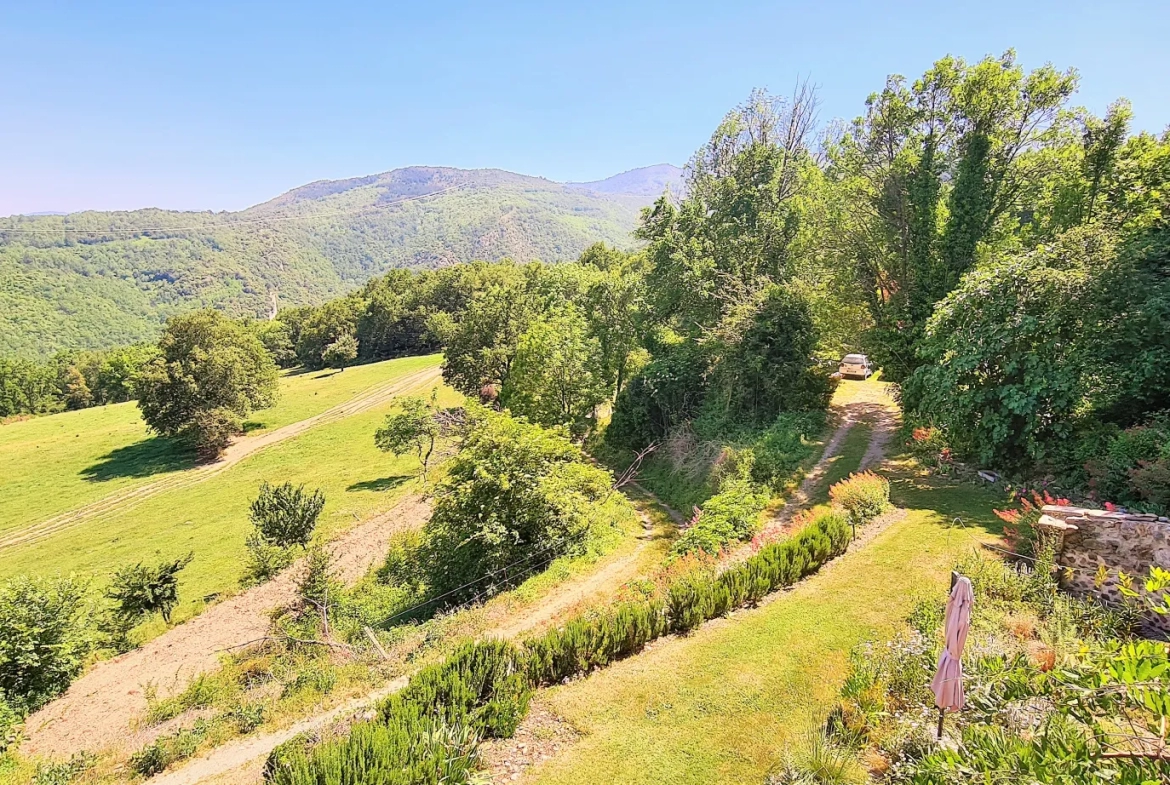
left=834, top=51, right=1078, bottom=380
left=136, top=310, right=279, bottom=459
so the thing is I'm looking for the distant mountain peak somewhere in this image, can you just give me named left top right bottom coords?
left=566, top=164, right=685, bottom=199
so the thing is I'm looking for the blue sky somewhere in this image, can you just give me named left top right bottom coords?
left=2, top=0, right=1167, bottom=216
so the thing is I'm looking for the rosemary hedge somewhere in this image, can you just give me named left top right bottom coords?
left=266, top=511, right=853, bottom=783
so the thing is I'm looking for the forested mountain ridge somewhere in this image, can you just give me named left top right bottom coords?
left=0, top=166, right=661, bottom=357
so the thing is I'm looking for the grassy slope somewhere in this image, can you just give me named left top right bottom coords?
left=525, top=463, right=1006, bottom=785
left=0, top=356, right=439, bottom=534
left=0, top=357, right=450, bottom=627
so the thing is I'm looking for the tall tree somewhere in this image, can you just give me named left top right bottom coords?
left=836, top=51, right=1077, bottom=380
left=136, top=310, right=279, bottom=459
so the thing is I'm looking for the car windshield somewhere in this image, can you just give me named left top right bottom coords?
left=842, top=354, right=866, bottom=364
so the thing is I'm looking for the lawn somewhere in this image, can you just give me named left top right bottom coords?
left=0, top=358, right=452, bottom=627
left=525, top=461, right=1007, bottom=785
left=0, top=355, right=440, bottom=535
left=810, top=421, right=871, bottom=505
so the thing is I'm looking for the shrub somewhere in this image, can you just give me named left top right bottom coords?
left=750, top=412, right=824, bottom=491
left=268, top=511, right=855, bottom=783
left=525, top=599, right=668, bottom=686
left=829, top=471, right=890, bottom=527
left=0, top=575, right=92, bottom=712
left=0, top=696, right=21, bottom=753
left=227, top=702, right=267, bottom=734
left=383, top=640, right=532, bottom=739
left=250, top=482, right=326, bottom=550
left=766, top=729, right=866, bottom=785
left=106, top=552, right=194, bottom=625
left=266, top=715, right=479, bottom=785
left=298, top=546, right=339, bottom=610
left=420, top=406, right=624, bottom=605
left=130, top=720, right=209, bottom=777
left=242, top=533, right=297, bottom=585
left=671, top=477, right=768, bottom=556
left=30, top=753, right=95, bottom=785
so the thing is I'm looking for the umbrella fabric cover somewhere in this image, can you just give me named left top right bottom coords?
left=930, top=575, right=973, bottom=712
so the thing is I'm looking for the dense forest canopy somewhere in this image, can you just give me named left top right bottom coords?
left=0, top=167, right=656, bottom=358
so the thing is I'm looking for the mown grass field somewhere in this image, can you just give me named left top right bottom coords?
left=525, top=461, right=1006, bottom=785
left=0, top=355, right=450, bottom=626
left=0, top=355, right=440, bottom=534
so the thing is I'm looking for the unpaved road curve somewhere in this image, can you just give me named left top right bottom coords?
left=23, top=495, right=433, bottom=758
left=146, top=510, right=666, bottom=785
left=0, top=367, right=441, bottom=552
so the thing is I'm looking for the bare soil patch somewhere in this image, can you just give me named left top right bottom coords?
left=22, top=494, right=431, bottom=758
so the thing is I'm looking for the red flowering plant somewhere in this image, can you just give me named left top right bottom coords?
left=906, top=424, right=954, bottom=474
left=994, top=488, right=1070, bottom=560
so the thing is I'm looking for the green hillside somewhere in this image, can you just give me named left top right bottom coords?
left=0, top=167, right=649, bottom=357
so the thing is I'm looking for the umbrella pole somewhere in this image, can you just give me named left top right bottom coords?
left=937, top=707, right=945, bottom=739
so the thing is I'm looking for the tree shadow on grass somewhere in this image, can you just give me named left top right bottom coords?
left=81, top=436, right=197, bottom=482
left=347, top=475, right=411, bottom=493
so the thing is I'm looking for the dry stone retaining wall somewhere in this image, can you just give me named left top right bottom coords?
left=1037, top=504, right=1170, bottom=634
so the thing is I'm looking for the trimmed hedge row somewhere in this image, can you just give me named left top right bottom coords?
left=266, top=641, right=528, bottom=785
left=266, top=511, right=853, bottom=784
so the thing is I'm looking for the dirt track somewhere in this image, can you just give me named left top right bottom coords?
left=22, top=494, right=432, bottom=758
left=0, top=367, right=440, bottom=553
left=144, top=508, right=665, bottom=785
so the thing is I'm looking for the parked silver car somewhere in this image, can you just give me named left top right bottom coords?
left=839, top=353, right=873, bottom=379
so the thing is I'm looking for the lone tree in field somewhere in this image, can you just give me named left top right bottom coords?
left=250, top=481, right=326, bottom=549
left=106, top=552, right=194, bottom=625
left=136, top=310, right=279, bottom=459
left=375, top=391, right=442, bottom=482
left=321, top=331, right=358, bottom=372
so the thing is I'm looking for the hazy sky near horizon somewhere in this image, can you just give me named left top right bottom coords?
left=2, top=0, right=1167, bottom=216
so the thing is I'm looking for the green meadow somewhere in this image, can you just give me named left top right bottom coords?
left=0, top=355, right=451, bottom=625
left=0, top=355, right=440, bottom=534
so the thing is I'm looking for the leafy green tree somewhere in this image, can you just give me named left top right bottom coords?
left=579, top=243, right=646, bottom=396
left=640, top=86, right=818, bottom=336
left=106, top=553, right=194, bottom=625
left=321, top=332, right=358, bottom=371
left=440, top=268, right=542, bottom=395
left=249, top=481, right=326, bottom=549
left=420, top=406, right=617, bottom=604
left=906, top=228, right=1101, bottom=469
left=0, top=576, right=92, bottom=711
left=136, top=310, right=279, bottom=459
left=0, top=357, right=61, bottom=417
left=295, top=298, right=362, bottom=369
left=836, top=52, right=1078, bottom=380
left=93, top=344, right=157, bottom=404
left=375, top=392, right=443, bottom=481
left=58, top=365, right=92, bottom=410
left=253, top=320, right=298, bottom=368
left=706, top=285, right=835, bottom=425
left=500, top=304, right=609, bottom=431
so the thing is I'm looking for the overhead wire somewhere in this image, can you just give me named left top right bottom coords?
left=370, top=531, right=587, bottom=629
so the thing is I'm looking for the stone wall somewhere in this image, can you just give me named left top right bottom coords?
left=1037, top=504, right=1170, bottom=633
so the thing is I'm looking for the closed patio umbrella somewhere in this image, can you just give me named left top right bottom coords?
left=930, top=574, right=973, bottom=738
